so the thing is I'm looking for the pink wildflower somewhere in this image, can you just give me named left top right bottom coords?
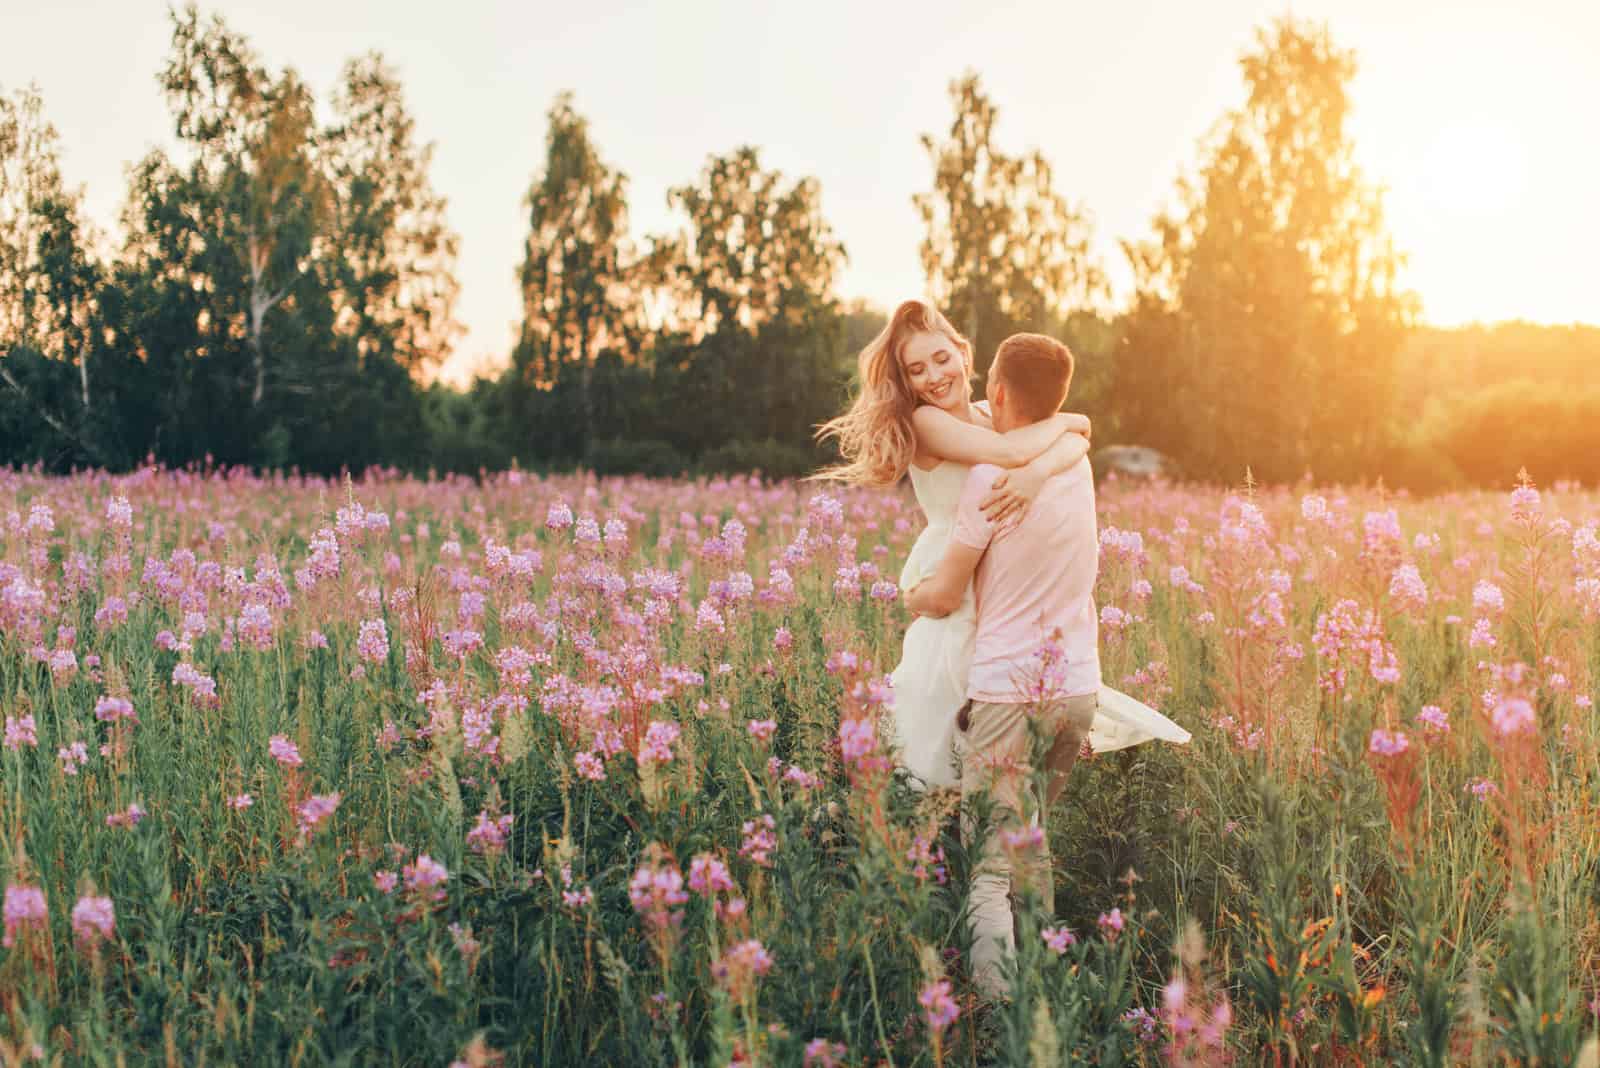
left=688, top=853, right=736, bottom=897
left=70, top=895, right=115, bottom=951
left=1042, top=926, right=1077, bottom=954
left=918, top=979, right=960, bottom=1032
left=4, top=714, right=37, bottom=750
left=1368, top=728, right=1410, bottom=756
left=712, top=939, right=774, bottom=997
left=3, top=883, right=48, bottom=947
left=1490, top=697, right=1536, bottom=737
left=296, top=792, right=342, bottom=837
left=356, top=619, right=389, bottom=663
left=402, top=854, right=449, bottom=899
left=268, top=734, right=303, bottom=768
left=638, top=720, right=681, bottom=765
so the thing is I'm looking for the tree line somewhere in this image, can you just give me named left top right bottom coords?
left=1, top=7, right=1592, bottom=489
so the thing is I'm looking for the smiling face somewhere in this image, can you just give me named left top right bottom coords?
left=897, top=330, right=968, bottom=412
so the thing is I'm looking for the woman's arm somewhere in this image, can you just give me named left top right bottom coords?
left=911, top=405, right=1080, bottom=468
left=977, top=432, right=1092, bottom=525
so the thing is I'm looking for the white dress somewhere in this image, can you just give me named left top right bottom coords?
left=888, top=459, right=1191, bottom=789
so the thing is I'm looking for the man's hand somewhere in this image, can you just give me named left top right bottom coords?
left=905, top=542, right=985, bottom=619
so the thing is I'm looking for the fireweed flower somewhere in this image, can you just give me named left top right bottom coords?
left=48, top=648, right=78, bottom=680
left=907, top=835, right=947, bottom=884
left=1123, top=1006, right=1160, bottom=1043
left=1509, top=483, right=1541, bottom=523
left=1388, top=564, right=1429, bottom=613
left=58, top=741, right=89, bottom=776
left=918, top=980, right=960, bottom=1032
left=838, top=716, right=878, bottom=765
left=356, top=619, right=388, bottom=663
left=3, top=883, right=47, bottom=947
left=1490, top=697, right=1536, bottom=737
left=1099, top=907, right=1125, bottom=938
left=1417, top=705, right=1451, bottom=735
left=296, top=792, right=342, bottom=838
left=1042, top=926, right=1077, bottom=954
left=746, top=719, right=777, bottom=743
left=466, top=811, right=513, bottom=856
left=712, top=939, right=774, bottom=997
left=573, top=751, right=606, bottom=781
left=740, top=814, right=777, bottom=866
left=4, top=714, right=37, bottom=750
left=70, top=895, right=115, bottom=951
left=269, top=734, right=303, bottom=768
left=402, top=854, right=449, bottom=899
left=105, top=802, right=145, bottom=829
left=1368, top=728, right=1410, bottom=756
left=1001, top=824, right=1046, bottom=852
left=688, top=854, right=735, bottom=897
left=442, top=629, right=484, bottom=659
left=803, top=1039, right=847, bottom=1068
left=545, top=502, right=573, bottom=532
left=229, top=793, right=253, bottom=810
left=373, top=870, right=399, bottom=894
left=628, top=854, right=689, bottom=931
left=1472, top=580, right=1505, bottom=616
left=638, top=720, right=681, bottom=765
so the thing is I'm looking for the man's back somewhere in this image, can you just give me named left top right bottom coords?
left=951, top=460, right=1100, bottom=702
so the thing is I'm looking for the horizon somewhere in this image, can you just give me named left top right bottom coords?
left=5, top=0, right=1596, bottom=386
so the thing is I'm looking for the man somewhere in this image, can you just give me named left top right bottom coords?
left=905, top=332, right=1099, bottom=999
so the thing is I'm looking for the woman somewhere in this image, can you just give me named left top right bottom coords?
left=816, top=300, right=1187, bottom=788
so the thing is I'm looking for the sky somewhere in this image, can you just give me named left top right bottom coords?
left=5, top=0, right=1597, bottom=385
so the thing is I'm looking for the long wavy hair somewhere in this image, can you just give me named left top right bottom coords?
left=812, top=299, right=973, bottom=486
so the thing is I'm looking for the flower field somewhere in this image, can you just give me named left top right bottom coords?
left=1, top=465, right=1598, bottom=1066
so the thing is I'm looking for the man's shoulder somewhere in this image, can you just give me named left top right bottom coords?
left=1042, top=459, right=1095, bottom=497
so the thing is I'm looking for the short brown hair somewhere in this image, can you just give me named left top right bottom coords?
left=991, top=333, right=1074, bottom=423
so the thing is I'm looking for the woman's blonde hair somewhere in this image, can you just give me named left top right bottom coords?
left=812, top=299, right=973, bottom=486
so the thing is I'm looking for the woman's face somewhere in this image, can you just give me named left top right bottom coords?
left=898, top=330, right=966, bottom=411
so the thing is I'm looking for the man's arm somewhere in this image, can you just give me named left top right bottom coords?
left=905, top=540, right=986, bottom=618
left=908, top=464, right=1000, bottom=618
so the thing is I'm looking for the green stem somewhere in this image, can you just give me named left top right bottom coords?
left=862, top=939, right=898, bottom=1068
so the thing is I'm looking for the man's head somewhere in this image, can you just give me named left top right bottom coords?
left=984, top=333, right=1075, bottom=432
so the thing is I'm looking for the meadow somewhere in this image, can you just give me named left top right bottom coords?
left=0, top=464, right=1597, bottom=1066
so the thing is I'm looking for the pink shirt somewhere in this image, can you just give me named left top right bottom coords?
left=951, top=460, right=1100, bottom=702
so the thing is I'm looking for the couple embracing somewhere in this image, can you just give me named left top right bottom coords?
left=818, top=300, right=1189, bottom=998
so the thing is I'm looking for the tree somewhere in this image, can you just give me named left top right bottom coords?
left=322, top=54, right=461, bottom=375
left=915, top=73, right=1104, bottom=379
left=157, top=3, right=328, bottom=410
left=0, top=83, right=108, bottom=460
left=650, top=145, right=849, bottom=450
left=664, top=145, right=845, bottom=336
left=1115, top=18, right=1416, bottom=482
left=512, top=93, right=634, bottom=458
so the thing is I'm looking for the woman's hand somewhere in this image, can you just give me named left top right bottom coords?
left=980, top=463, right=1047, bottom=527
